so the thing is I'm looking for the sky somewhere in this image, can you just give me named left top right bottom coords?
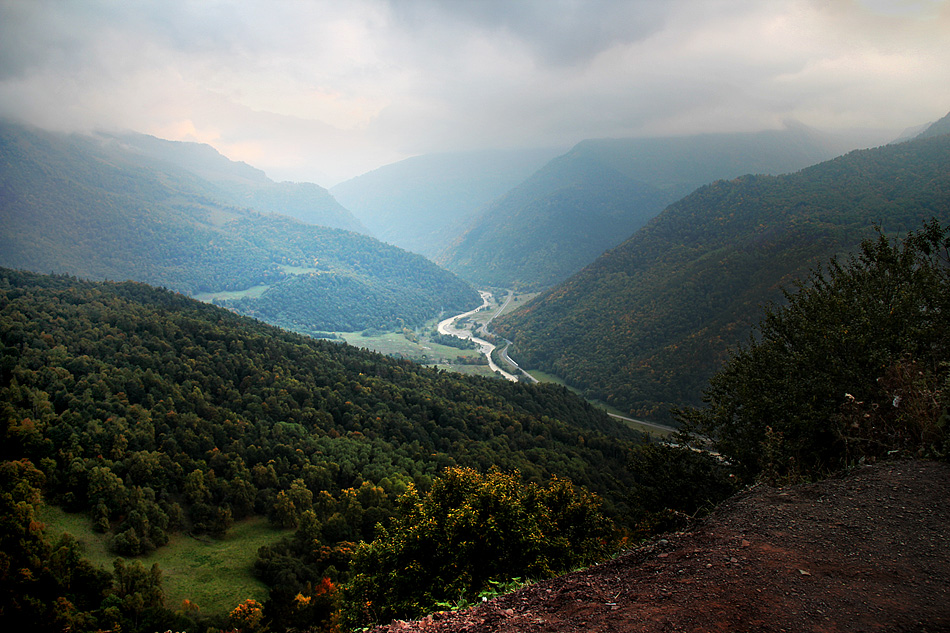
left=1, top=0, right=948, bottom=186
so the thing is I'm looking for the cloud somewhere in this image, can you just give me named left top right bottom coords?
left=1, top=0, right=948, bottom=185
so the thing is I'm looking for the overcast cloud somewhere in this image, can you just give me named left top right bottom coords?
left=1, top=0, right=948, bottom=185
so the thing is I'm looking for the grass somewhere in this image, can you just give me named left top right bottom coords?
left=39, top=505, right=293, bottom=615
left=339, top=328, right=481, bottom=364
left=497, top=292, right=540, bottom=317
left=191, top=264, right=318, bottom=302
left=193, top=284, right=270, bottom=302
left=277, top=264, right=319, bottom=275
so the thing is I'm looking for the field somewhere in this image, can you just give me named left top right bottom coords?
left=193, top=284, right=270, bottom=302
left=338, top=320, right=498, bottom=379
left=39, top=505, right=293, bottom=615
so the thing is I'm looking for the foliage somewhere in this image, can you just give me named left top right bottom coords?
left=430, top=331, right=478, bottom=350
left=495, top=133, right=950, bottom=421
left=626, top=442, right=737, bottom=535
left=343, top=467, right=616, bottom=627
left=230, top=598, right=265, bottom=631
left=0, top=457, right=187, bottom=632
left=0, top=268, right=642, bottom=629
left=678, top=221, right=950, bottom=481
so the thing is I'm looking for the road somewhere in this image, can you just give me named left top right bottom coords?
left=606, top=412, right=678, bottom=434
left=439, top=291, right=677, bottom=433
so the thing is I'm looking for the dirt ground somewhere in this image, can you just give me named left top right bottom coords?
left=371, top=459, right=950, bottom=633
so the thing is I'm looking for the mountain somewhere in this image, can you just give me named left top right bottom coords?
left=917, top=109, right=950, bottom=139
left=0, top=268, right=642, bottom=629
left=112, top=131, right=368, bottom=233
left=438, top=124, right=881, bottom=290
left=0, top=121, right=478, bottom=333
left=330, top=147, right=564, bottom=256
left=493, top=127, right=950, bottom=421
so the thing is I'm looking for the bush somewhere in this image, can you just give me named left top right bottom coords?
left=627, top=442, right=737, bottom=535
left=679, top=220, right=950, bottom=481
left=343, top=467, right=615, bottom=627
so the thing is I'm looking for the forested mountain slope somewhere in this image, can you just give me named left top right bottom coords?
left=331, top=147, right=562, bottom=256
left=113, top=131, right=367, bottom=233
left=439, top=124, right=866, bottom=290
left=0, top=121, right=477, bottom=333
left=917, top=109, right=950, bottom=139
left=0, top=269, right=642, bottom=629
left=494, top=127, right=950, bottom=421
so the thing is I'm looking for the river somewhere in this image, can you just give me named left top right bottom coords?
left=437, top=290, right=521, bottom=382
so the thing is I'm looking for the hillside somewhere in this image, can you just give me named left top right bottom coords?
left=494, top=128, right=950, bottom=420
left=438, top=124, right=867, bottom=290
left=330, top=147, right=562, bottom=257
left=0, top=121, right=478, bottom=333
left=0, top=268, right=643, bottom=629
left=112, top=131, right=368, bottom=233
left=369, top=459, right=950, bottom=633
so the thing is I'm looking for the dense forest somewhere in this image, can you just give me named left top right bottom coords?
left=438, top=124, right=855, bottom=290
left=495, top=128, right=950, bottom=421
left=0, top=121, right=478, bottom=333
left=0, top=269, right=648, bottom=631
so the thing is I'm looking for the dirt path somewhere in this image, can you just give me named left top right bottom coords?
left=372, top=460, right=950, bottom=633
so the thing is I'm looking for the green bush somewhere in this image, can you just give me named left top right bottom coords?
left=627, top=442, right=737, bottom=535
left=679, top=220, right=950, bottom=481
left=343, top=467, right=615, bottom=627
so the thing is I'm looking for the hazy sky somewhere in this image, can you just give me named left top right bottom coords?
left=1, top=0, right=948, bottom=186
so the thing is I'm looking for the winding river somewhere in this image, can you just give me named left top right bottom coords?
left=437, top=290, right=521, bottom=382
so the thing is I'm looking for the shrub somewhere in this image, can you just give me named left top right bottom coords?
left=343, top=467, right=615, bottom=627
left=679, top=220, right=950, bottom=481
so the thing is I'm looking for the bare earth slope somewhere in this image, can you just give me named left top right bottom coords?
left=373, top=460, right=950, bottom=633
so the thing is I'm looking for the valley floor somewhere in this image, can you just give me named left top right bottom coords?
left=371, top=459, right=950, bottom=632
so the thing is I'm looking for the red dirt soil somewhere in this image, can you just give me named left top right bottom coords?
left=371, top=459, right=950, bottom=633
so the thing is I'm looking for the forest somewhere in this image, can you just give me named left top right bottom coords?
left=495, top=131, right=950, bottom=421
left=0, top=268, right=658, bottom=631
left=0, top=121, right=479, bottom=334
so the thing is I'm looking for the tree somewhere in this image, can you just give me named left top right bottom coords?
left=679, top=221, right=950, bottom=481
left=344, top=467, right=615, bottom=627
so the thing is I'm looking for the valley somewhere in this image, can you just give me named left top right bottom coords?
left=2, top=103, right=948, bottom=633
left=3, top=4, right=949, bottom=631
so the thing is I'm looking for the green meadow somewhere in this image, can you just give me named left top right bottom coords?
left=39, top=505, right=293, bottom=615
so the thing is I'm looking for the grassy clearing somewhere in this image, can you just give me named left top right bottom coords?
left=38, top=505, right=292, bottom=615
left=339, top=328, right=481, bottom=364
left=140, top=517, right=291, bottom=614
left=193, top=284, right=270, bottom=302
left=39, top=504, right=114, bottom=568
left=431, top=362, right=499, bottom=379
left=498, top=292, right=539, bottom=317
left=277, top=264, right=319, bottom=275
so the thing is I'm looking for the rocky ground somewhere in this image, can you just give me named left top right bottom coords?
left=371, top=459, right=950, bottom=633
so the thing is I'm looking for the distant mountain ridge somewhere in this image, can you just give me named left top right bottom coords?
left=331, top=147, right=564, bottom=256
left=494, top=121, right=950, bottom=420
left=110, top=131, right=368, bottom=233
left=0, top=121, right=478, bottom=333
left=438, top=123, right=873, bottom=290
